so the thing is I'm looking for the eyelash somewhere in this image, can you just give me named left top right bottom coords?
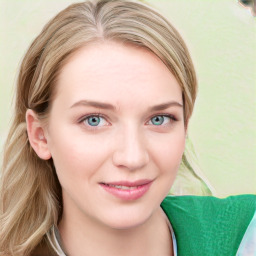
left=78, top=113, right=108, bottom=130
left=78, top=113, right=178, bottom=130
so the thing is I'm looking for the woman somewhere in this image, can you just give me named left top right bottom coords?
left=0, top=0, right=255, bottom=255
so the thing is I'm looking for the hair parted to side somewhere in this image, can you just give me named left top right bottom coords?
left=0, top=0, right=212, bottom=255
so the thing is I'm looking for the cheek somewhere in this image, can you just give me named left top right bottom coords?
left=151, top=132, right=186, bottom=174
left=146, top=131, right=186, bottom=203
left=48, top=128, right=111, bottom=184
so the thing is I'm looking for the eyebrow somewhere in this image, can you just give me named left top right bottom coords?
left=149, top=101, right=183, bottom=111
left=70, top=100, right=117, bottom=111
left=70, top=100, right=183, bottom=111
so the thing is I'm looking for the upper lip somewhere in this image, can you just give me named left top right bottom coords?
left=100, top=179, right=153, bottom=187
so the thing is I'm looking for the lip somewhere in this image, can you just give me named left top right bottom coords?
left=99, top=179, right=153, bottom=201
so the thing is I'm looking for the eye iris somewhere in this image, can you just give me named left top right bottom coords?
left=88, top=116, right=100, bottom=126
left=152, top=116, right=164, bottom=125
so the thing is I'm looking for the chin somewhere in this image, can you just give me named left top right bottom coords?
left=106, top=216, right=149, bottom=230
left=98, top=203, right=157, bottom=230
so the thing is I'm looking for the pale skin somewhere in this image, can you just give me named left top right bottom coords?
left=26, top=41, right=187, bottom=256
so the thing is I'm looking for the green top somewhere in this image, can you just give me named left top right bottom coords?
left=161, top=194, right=256, bottom=256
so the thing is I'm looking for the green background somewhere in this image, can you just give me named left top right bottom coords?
left=0, top=0, right=255, bottom=197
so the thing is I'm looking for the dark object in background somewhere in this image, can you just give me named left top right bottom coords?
left=240, top=0, right=252, bottom=4
left=238, top=0, right=256, bottom=16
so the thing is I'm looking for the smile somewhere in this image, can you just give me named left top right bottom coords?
left=106, top=184, right=139, bottom=190
left=99, top=180, right=153, bottom=200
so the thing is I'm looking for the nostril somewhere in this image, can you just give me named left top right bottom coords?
left=112, top=148, right=149, bottom=171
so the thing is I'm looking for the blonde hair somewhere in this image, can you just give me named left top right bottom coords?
left=0, top=0, right=212, bottom=255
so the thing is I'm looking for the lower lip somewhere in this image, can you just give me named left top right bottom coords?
left=100, top=182, right=153, bottom=201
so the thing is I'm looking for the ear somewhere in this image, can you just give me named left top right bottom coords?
left=26, top=109, right=52, bottom=160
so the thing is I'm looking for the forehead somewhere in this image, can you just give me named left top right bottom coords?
left=54, top=41, right=182, bottom=110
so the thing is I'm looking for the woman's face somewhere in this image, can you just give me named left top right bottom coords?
left=45, top=41, right=186, bottom=229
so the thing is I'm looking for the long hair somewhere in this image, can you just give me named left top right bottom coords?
left=0, top=0, right=212, bottom=255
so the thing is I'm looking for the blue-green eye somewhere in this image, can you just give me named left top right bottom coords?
left=149, top=115, right=174, bottom=126
left=83, top=115, right=108, bottom=127
left=87, top=116, right=101, bottom=126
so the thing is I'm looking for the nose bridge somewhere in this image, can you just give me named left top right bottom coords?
left=112, top=123, right=149, bottom=170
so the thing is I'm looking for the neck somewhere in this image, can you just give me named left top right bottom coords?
left=58, top=207, right=173, bottom=256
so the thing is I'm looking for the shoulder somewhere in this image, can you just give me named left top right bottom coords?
left=161, top=194, right=256, bottom=256
left=161, top=194, right=256, bottom=216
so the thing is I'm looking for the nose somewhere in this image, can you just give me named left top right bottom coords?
left=112, top=126, right=149, bottom=171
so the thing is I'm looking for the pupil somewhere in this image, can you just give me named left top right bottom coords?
left=89, top=117, right=100, bottom=126
left=153, top=116, right=163, bottom=125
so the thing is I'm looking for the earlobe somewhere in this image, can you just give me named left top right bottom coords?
left=26, top=109, right=52, bottom=160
